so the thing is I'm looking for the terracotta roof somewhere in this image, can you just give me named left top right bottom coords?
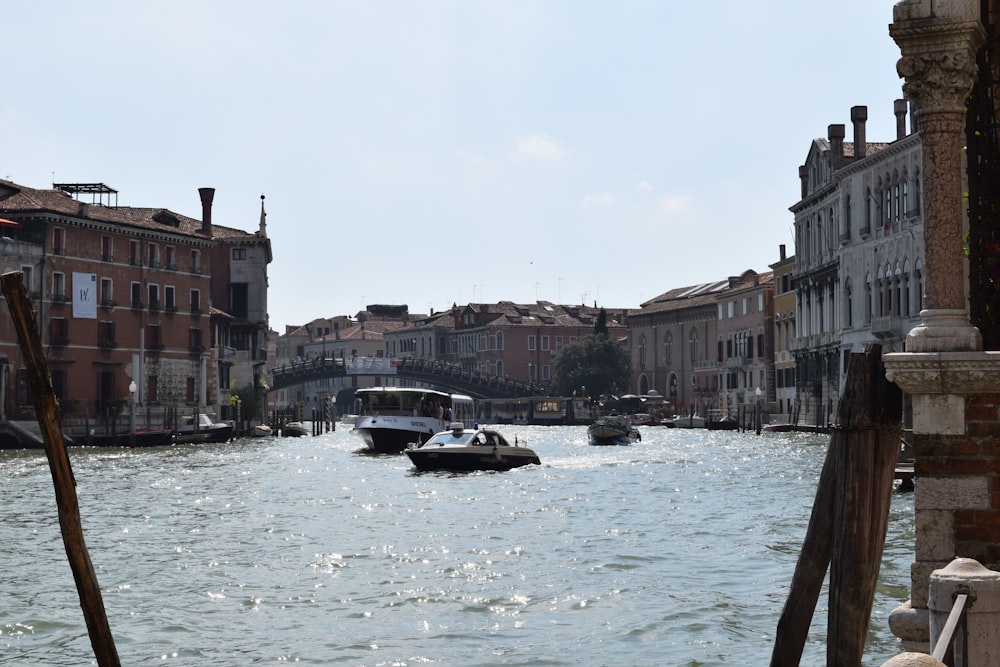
left=0, top=179, right=259, bottom=242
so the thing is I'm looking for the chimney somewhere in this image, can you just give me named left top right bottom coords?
left=799, top=165, right=808, bottom=199
left=779, top=244, right=786, bottom=261
left=894, top=99, right=908, bottom=139
left=198, top=187, right=215, bottom=236
left=828, top=124, right=845, bottom=169
left=851, top=106, right=867, bottom=159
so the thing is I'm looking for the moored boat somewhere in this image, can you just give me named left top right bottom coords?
left=352, top=387, right=475, bottom=454
left=174, top=413, right=234, bottom=443
left=670, top=414, right=707, bottom=429
left=249, top=424, right=273, bottom=437
left=587, top=415, right=641, bottom=446
left=405, top=422, right=541, bottom=472
left=77, top=428, right=175, bottom=448
left=281, top=421, right=309, bottom=437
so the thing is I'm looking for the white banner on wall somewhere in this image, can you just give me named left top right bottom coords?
left=72, top=272, right=97, bottom=319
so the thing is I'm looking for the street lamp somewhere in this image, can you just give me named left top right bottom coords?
left=128, top=380, right=137, bottom=446
left=755, top=386, right=763, bottom=435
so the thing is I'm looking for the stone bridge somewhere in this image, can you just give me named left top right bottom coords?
left=270, top=357, right=551, bottom=400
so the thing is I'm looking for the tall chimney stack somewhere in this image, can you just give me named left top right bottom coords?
left=198, top=187, right=215, bottom=236
left=851, top=106, right=867, bottom=159
left=780, top=244, right=786, bottom=261
left=828, top=124, right=846, bottom=170
left=894, top=99, right=909, bottom=139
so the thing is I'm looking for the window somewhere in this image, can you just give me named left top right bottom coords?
left=555, top=336, right=563, bottom=351
left=164, top=285, right=176, bottom=311
left=727, top=302, right=735, bottom=318
left=190, top=289, right=201, bottom=313
left=101, top=236, right=113, bottom=262
left=52, top=272, right=66, bottom=300
left=495, top=360, right=504, bottom=377
left=49, top=318, right=69, bottom=345
left=146, top=325, right=163, bottom=350
left=665, top=334, right=673, bottom=364
left=230, top=283, right=248, bottom=318
left=190, top=250, right=201, bottom=274
left=130, top=240, right=141, bottom=266
left=189, top=328, right=203, bottom=353
left=541, top=336, right=550, bottom=351
left=232, top=247, right=247, bottom=260
left=131, top=282, right=142, bottom=309
left=165, top=246, right=176, bottom=270
left=148, top=284, right=160, bottom=311
left=496, top=332, right=504, bottom=350
left=528, top=335, right=536, bottom=351
left=100, top=278, right=113, bottom=306
left=98, top=321, right=116, bottom=348
left=21, top=265, right=33, bottom=295
left=689, top=329, right=698, bottom=362
left=542, top=365, right=550, bottom=381
left=52, top=228, right=66, bottom=255
left=639, top=335, right=647, bottom=369
left=147, top=242, right=159, bottom=269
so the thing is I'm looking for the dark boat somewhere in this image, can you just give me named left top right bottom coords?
left=587, top=415, right=641, bottom=446
left=77, top=428, right=175, bottom=448
left=405, top=423, right=541, bottom=472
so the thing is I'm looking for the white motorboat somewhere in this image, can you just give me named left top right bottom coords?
left=405, top=422, right=541, bottom=472
left=174, top=413, right=234, bottom=443
left=249, top=424, right=273, bottom=437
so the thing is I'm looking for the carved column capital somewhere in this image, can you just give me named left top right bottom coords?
left=890, top=16, right=984, bottom=116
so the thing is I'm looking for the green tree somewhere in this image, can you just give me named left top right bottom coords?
left=552, top=333, right=631, bottom=398
left=594, top=307, right=608, bottom=336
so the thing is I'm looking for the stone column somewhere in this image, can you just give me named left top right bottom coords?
left=889, top=0, right=985, bottom=352
left=883, top=0, right=993, bottom=653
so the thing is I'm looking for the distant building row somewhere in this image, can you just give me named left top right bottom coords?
left=272, top=99, right=924, bottom=427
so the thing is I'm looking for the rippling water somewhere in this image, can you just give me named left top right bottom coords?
left=0, top=425, right=913, bottom=665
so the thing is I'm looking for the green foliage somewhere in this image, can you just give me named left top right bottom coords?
left=594, top=308, right=609, bottom=336
left=552, top=333, right=631, bottom=398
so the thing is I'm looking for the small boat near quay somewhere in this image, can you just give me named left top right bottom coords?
left=352, top=387, right=475, bottom=454
left=669, top=414, right=707, bottom=429
left=249, top=424, right=273, bottom=437
left=76, top=428, right=175, bottom=448
left=281, top=421, right=309, bottom=437
left=174, top=413, right=234, bottom=444
left=405, top=422, right=541, bottom=472
left=587, top=415, right=641, bottom=446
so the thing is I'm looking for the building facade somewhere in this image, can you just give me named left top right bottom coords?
left=0, top=180, right=270, bottom=430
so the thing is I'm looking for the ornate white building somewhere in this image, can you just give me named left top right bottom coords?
left=790, top=102, right=923, bottom=427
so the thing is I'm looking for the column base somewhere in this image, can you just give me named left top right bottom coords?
left=888, top=600, right=930, bottom=653
left=905, top=309, right=982, bottom=352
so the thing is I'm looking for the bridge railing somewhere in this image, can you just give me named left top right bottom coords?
left=270, top=356, right=550, bottom=398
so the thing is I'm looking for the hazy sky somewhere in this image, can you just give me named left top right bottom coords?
left=4, top=1, right=904, bottom=332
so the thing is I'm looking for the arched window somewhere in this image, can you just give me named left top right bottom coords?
left=638, top=334, right=647, bottom=369
left=865, top=272, right=874, bottom=324
left=664, top=333, right=673, bottom=365
left=844, top=278, right=853, bottom=328
left=495, top=331, right=504, bottom=351
left=689, top=329, right=699, bottom=363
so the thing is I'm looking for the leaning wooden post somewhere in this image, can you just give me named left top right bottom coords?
left=1, top=271, right=121, bottom=667
left=770, top=343, right=901, bottom=666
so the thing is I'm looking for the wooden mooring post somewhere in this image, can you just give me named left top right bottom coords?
left=770, top=343, right=901, bottom=666
left=1, top=271, right=121, bottom=666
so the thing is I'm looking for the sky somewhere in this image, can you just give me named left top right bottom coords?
left=3, top=1, right=905, bottom=333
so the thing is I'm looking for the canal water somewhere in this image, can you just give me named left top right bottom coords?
left=0, top=424, right=914, bottom=666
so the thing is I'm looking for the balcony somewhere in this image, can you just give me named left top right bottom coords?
left=726, top=355, right=746, bottom=368
left=98, top=337, right=117, bottom=349
left=51, top=292, right=70, bottom=304
left=188, top=344, right=205, bottom=355
left=100, top=298, right=116, bottom=308
left=165, top=262, right=177, bottom=271
left=50, top=335, right=69, bottom=347
left=129, top=257, right=142, bottom=267
left=102, top=254, right=113, bottom=262
left=165, top=303, right=177, bottom=313
left=148, top=299, right=161, bottom=312
left=871, top=315, right=902, bottom=339
left=131, top=299, right=143, bottom=310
